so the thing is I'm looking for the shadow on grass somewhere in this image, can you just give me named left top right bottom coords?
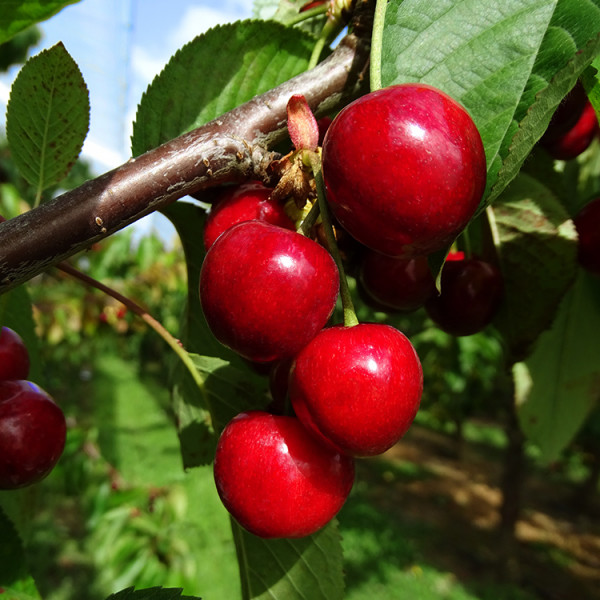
left=339, top=451, right=600, bottom=600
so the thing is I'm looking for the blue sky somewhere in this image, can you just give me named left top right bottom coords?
left=0, top=0, right=260, bottom=240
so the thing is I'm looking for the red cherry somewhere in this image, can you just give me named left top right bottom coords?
left=425, top=255, right=503, bottom=336
left=0, top=380, right=66, bottom=489
left=542, top=100, right=599, bottom=160
left=359, top=251, right=435, bottom=312
left=199, top=220, right=339, bottom=362
left=574, top=197, right=600, bottom=276
left=203, top=181, right=294, bottom=250
left=289, top=323, right=423, bottom=457
left=0, top=327, right=30, bottom=381
left=213, top=411, right=355, bottom=538
left=322, top=84, right=486, bottom=257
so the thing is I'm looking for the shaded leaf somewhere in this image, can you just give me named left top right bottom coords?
left=0, top=0, right=81, bottom=45
left=131, top=20, right=314, bottom=156
left=514, top=271, right=600, bottom=463
left=0, top=504, right=41, bottom=598
left=6, top=42, right=89, bottom=196
left=232, top=518, right=345, bottom=600
left=488, top=171, right=577, bottom=362
left=379, top=0, right=600, bottom=208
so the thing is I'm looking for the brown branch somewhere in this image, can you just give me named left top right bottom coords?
left=0, top=31, right=370, bottom=294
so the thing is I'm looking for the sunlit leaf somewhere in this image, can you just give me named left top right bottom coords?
left=131, top=20, right=314, bottom=156
left=378, top=0, right=600, bottom=208
left=6, top=42, right=89, bottom=198
left=105, top=586, right=199, bottom=600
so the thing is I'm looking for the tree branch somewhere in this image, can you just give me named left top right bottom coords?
left=0, top=31, right=370, bottom=294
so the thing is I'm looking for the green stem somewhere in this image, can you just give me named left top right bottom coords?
left=283, top=3, right=329, bottom=26
left=297, top=199, right=321, bottom=236
left=307, top=151, right=359, bottom=327
left=370, top=0, right=388, bottom=91
left=56, top=261, right=206, bottom=391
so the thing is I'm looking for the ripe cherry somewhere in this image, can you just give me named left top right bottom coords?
left=359, top=251, right=435, bottom=312
left=213, top=411, right=355, bottom=538
left=200, top=220, right=339, bottom=363
left=289, top=323, right=423, bottom=457
left=0, top=326, right=30, bottom=381
left=573, top=197, right=600, bottom=276
left=203, top=180, right=294, bottom=250
left=425, top=252, right=503, bottom=336
left=0, top=380, right=67, bottom=489
left=322, top=83, right=486, bottom=257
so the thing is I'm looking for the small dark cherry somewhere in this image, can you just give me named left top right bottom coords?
left=199, top=220, right=339, bottom=363
left=213, top=411, right=355, bottom=538
left=573, top=197, right=600, bottom=276
left=0, top=380, right=67, bottom=490
left=0, top=326, right=30, bottom=381
left=322, top=83, right=487, bottom=257
left=359, top=251, right=435, bottom=312
left=290, top=323, right=423, bottom=457
left=425, top=252, right=504, bottom=336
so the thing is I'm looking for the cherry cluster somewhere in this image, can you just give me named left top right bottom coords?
left=0, top=327, right=66, bottom=490
left=197, top=83, right=495, bottom=539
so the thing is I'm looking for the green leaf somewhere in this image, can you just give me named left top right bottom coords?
left=105, top=587, right=200, bottom=600
left=0, top=0, right=81, bottom=45
left=6, top=42, right=89, bottom=198
left=232, top=519, right=345, bottom=600
left=254, top=0, right=328, bottom=35
left=131, top=20, right=314, bottom=156
left=0, top=504, right=41, bottom=598
left=379, top=0, right=600, bottom=208
left=488, top=170, right=578, bottom=362
left=514, top=271, right=600, bottom=463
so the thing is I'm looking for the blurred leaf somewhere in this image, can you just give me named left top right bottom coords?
left=0, top=504, right=41, bottom=598
left=6, top=42, right=89, bottom=197
left=92, top=354, right=182, bottom=487
left=105, top=587, right=199, bottom=600
left=489, top=171, right=578, bottom=362
left=131, top=20, right=314, bottom=156
left=253, top=0, right=328, bottom=35
left=0, top=27, right=41, bottom=71
left=232, top=519, right=345, bottom=600
left=514, top=271, right=600, bottom=463
left=379, top=0, right=600, bottom=209
left=0, top=0, right=81, bottom=45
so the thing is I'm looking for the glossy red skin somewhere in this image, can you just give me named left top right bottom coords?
left=0, top=327, right=30, bottom=381
left=213, top=411, right=355, bottom=539
left=543, top=101, right=599, bottom=160
left=289, top=323, right=423, bottom=457
left=359, top=251, right=435, bottom=312
left=425, top=256, right=503, bottom=336
left=200, top=220, right=339, bottom=363
left=0, top=380, right=66, bottom=489
left=574, top=197, right=600, bottom=276
left=322, top=84, right=486, bottom=257
left=203, top=181, right=294, bottom=250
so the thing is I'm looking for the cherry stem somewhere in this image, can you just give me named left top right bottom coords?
left=306, top=151, right=359, bottom=327
left=56, top=261, right=206, bottom=392
left=284, top=3, right=329, bottom=26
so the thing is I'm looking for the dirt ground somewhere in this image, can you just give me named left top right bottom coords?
left=363, top=424, right=600, bottom=600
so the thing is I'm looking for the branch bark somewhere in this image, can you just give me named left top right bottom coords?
left=0, top=31, right=370, bottom=294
